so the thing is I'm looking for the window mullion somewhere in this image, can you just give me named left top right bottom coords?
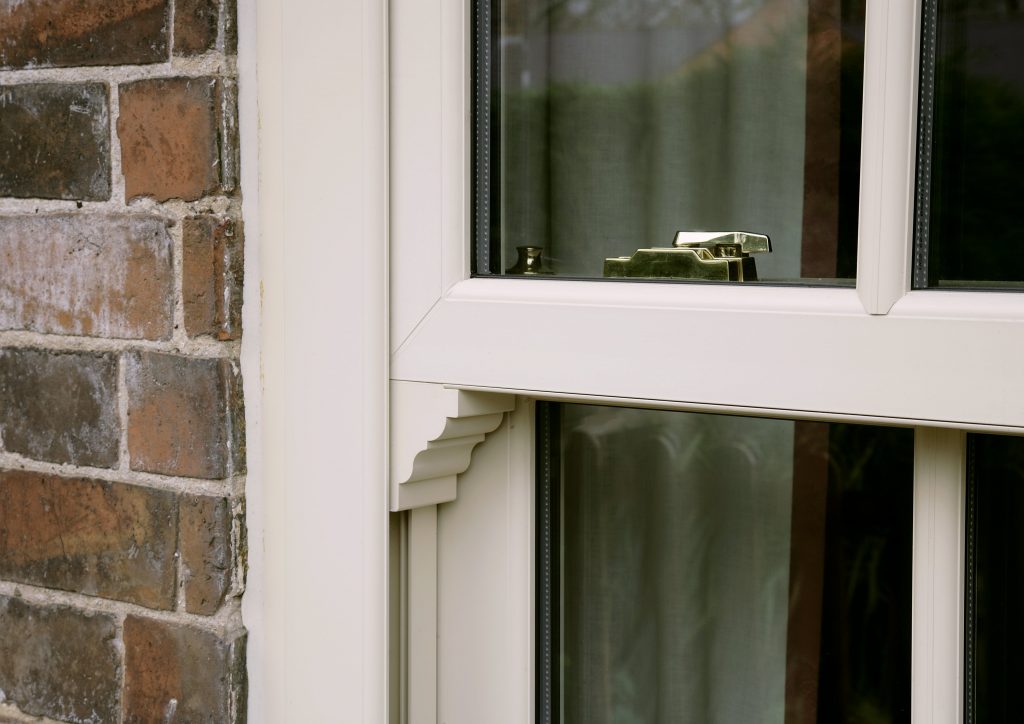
left=912, top=427, right=966, bottom=724
left=856, top=0, right=921, bottom=315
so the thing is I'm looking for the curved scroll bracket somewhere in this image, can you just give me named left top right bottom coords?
left=390, top=381, right=516, bottom=511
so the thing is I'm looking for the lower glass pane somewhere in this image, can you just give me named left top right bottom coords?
left=966, top=433, right=1024, bottom=723
left=537, top=403, right=913, bottom=724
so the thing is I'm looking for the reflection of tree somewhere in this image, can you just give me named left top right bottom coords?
left=533, top=0, right=767, bottom=31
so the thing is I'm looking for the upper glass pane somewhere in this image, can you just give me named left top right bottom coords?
left=914, top=0, right=1024, bottom=289
left=474, top=0, right=866, bottom=285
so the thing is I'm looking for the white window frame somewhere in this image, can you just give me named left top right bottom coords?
left=387, top=1, right=1024, bottom=723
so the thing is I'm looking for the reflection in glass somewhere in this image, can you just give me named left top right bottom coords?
left=966, top=434, right=1024, bottom=723
left=477, top=0, right=866, bottom=284
left=915, top=0, right=1024, bottom=288
left=537, top=404, right=912, bottom=723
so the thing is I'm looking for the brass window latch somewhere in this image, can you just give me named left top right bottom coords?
left=604, top=231, right=772, bottom=282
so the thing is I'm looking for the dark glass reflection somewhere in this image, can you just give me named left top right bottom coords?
left=478, top=0, right=866, bottom=284
left=966, top=434, right=1024, bottom=723
left=537, top=403, right=912, bottom=724
left=916, top=0, right=1024, bottom=288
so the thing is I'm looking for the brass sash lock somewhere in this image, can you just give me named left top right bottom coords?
left=604, top=231, right=772, bottom=282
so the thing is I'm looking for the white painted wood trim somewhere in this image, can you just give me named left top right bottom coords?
left=391, top=382, right=516, bottom=511
left=912, top=428, right=966, bottom=724
left=856, top=0, right=921, bottom=314
left=252, top=0, right=390, bottom=721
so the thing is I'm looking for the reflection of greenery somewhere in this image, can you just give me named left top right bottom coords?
left=541, top=0, right=767, bottom=31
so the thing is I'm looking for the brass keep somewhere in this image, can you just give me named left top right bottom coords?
left=604, top=231, right=772, bottom=282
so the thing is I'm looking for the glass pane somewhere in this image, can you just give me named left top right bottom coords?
left=965, top=433, right=1024, bottom=722
left=536, top=403, right=913, bottom=724
left=475, top=1, right=867, bottom=285
left=915, top=0, right=1024, bottom=289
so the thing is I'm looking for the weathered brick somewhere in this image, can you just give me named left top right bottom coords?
left=224, top=0, right=238, bottom=54
left=0, top=470, right=178, bottom=609
left=0, top=596, right=119, bottom=724
left=183, top=216, right=243, bottom=340
left=126, top=352, right=244, bottom=478
left=0, top=214, right=174, bottom=340
left=217, top=78, right=240, bottom=193
left=0, top=83, right=110, bottom=201
left=118, top=77, right=234, bottom=202
left=0, top=0, right=169, bottom=69
left=174, top=0, right=219, bottom=55
left=180, top=495, right=233, bottom=615
left=124, top=617, right=247, bottom=724
left=0, top=349, right=119, bottom=468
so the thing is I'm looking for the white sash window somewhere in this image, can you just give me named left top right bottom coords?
left=388, top=2, right=1024, bottom=722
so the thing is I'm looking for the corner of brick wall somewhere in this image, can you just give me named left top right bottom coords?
left=0, top=2, right=247, bottom=722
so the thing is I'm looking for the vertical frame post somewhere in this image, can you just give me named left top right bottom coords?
left=856, top=0, right=922, bottom=314
left=409, top=506, right=439, bottom=724
left=912, top=427, right=966, bottom=724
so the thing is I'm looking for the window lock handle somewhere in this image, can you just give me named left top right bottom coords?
left=604, top=231, right=772, bottom=282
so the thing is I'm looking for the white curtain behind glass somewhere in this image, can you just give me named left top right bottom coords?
left=500, top=0, right=808, bottom=279
left=561, top=406, right=793, bottom=724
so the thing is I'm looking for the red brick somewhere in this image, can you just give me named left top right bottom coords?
left=0, top=596, right=120, bottom=723
left=0, top=348, right=119, bottom=468
left=180, top=495, right=234, bottom=615
left=175, top=0, right=219, bottom=55
left=183, top=216, right=244, bottom=340
left=0, top=0, right=169, bottom=69
left=124, top=617, right=247, bottom=724
left=0, top=471, right=178, bottom=609
left=118, top=77, right=233, bottom=202
left=126, top=352, right=244, bottom=479
left=0, top=83, right=110, bottom=201
left=0, top=214, right=174, bottom=340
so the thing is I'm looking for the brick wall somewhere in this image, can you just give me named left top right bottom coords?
left=0, top=2, right=247, bottom=722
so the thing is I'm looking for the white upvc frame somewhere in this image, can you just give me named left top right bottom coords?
left=248, top=0, right=389, bottom=721
left=389, top=0, right=1020, bottom=722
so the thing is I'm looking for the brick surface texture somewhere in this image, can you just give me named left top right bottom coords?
left=174, top=0, right=220, bottom=56
left=0, top=0, right=170, bottom=70
left=124, top=616, right=246, bottom=723
left=0, top=470, right=178, bottom=609
left=180, top=495, right=234, bottom=615
left=0, top=348, right=120, bottom=468
left=0, top=214, right=175, bottom=340
left=0, top=596, right=120, bottom=723
left=183, top=215, right=243, bottom=340
left=0, top=83, right=111, bottom=200
left=127, top=351, right=244, bottom=479
left=118, top=77, right=234, bottom=202
left=0, top=2, right=247, bottom=721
